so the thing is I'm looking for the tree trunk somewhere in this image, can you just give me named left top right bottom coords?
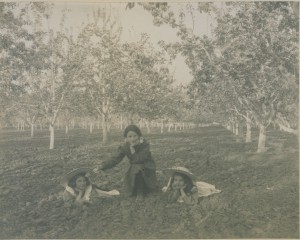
left=238, top=123, right=244, bottom=138
left=160, top=120, right=164, bottom=133
left=107, top=121, right=111, bottom=132
left=235, top=122, right=239, bottom=135
left=292, top=2, right=299, bottom=18
left=226, top=122, right=230, bottom=131
left=30, top=123, right=34, bottom=137
left=102, top=114, right=108, bottom=143
left=168, top=123, right=172, bottom=132
left=246, top=116, right=252, bottom=143
left=232, top=122, right=235, bottom=134
left=65, top=125, right=69, bottom=135
left=257, top=124, right=266, bottom=152
left=49, top=124, right=55, bottom=150
left=146, top=120, right=150, bottom=134
left=90, top=121, right=93, bottom=134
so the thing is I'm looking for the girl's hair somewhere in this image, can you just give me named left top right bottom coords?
left=170, top=172, right=195, bottom=194
left=68, top=173, right=91, bottom=188
left=124, top=124, right=142, bottom=137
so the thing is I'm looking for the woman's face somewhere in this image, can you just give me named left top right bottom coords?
left=75, top=176, right=87, bottom=191
left=173, top=175, right=186, bottom=189
left=126, top=131, right=140, bottom=146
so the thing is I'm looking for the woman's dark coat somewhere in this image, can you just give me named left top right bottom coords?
left=101, top=139, right=157, bottom=196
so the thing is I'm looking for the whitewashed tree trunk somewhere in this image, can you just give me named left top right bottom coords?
left=257, top=124, right=266, bottom=152
left=107, top=121, right=111, bottom=132
left=160, top=120, right=164, bottom=133
left=30, top=123, right=34, bottom=137
left=232, top=122, right=235, bottom=134
left=238, top=123, right=244, bottom=139
left=97, top=117, right=100, bottom=129
left=65, top=125, right=69, bottom=135
left=235, top=122, right=239, bottom=135
left=146, top=120, right=151, bottom=134
left=49, top=124, right=55, bottom=150
left=102, top=114, right=108, bottom=143
left=89, top=121, right=93, bottom=134
left=168, top=123, right=172, bottom=132
left=246, top=115, right=252, bottom=143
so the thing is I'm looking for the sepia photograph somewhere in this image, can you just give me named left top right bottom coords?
left=0, top=1, right=299, bottom=239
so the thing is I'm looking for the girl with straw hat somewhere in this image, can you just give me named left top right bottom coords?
left=61, top=167, right=119, bottom=217
left=163, top=166, right=221, bottom=205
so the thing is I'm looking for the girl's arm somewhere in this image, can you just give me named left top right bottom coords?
left=74, top=190, right=91, bottom=205
left=101, top=145, right=126, bottom=170
left=63, top=190, right=75, bottom=208
left=180, top=186, right=199, bottom=205
left=167, top=189, right=180, bottom=203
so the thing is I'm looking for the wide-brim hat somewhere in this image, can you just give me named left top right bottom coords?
left=165, top=166, right=196, bottom=181
left=60, top=167, right=96, bottom=187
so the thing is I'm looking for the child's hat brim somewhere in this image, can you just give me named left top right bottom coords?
left=60, top=167, right=96, bottom=187
left=165, top=166, right=196, bottom=181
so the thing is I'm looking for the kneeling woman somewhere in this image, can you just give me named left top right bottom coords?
left=94, top=125, right=157, bottom=200
left=61, top=167, right=119, bottom=216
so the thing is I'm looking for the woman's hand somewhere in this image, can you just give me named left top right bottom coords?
left=93, top=163, right=103, bottom=174
left=130, top=145, right=135, bottom=154
left=93, top=167, right=99, bottom=174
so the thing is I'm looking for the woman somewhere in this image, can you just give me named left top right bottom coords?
left=94, top=125, right=157, bottom=200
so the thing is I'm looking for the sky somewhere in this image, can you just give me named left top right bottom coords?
left=43, top=2, right=215, bottom=86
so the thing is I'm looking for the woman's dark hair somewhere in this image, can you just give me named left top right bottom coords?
left=68, top=172, right=91, bottom=188
left=124, top=124, right=142, bottom=137
left=170, top=172, right=195, bottom=194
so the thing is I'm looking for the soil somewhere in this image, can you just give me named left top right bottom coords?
left=0, top=126, right=298, bottom=239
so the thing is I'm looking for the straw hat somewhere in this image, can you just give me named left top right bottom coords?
left=166, top=166, right=196, bottom=181
left=60, top=167, right=96, bottom=187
